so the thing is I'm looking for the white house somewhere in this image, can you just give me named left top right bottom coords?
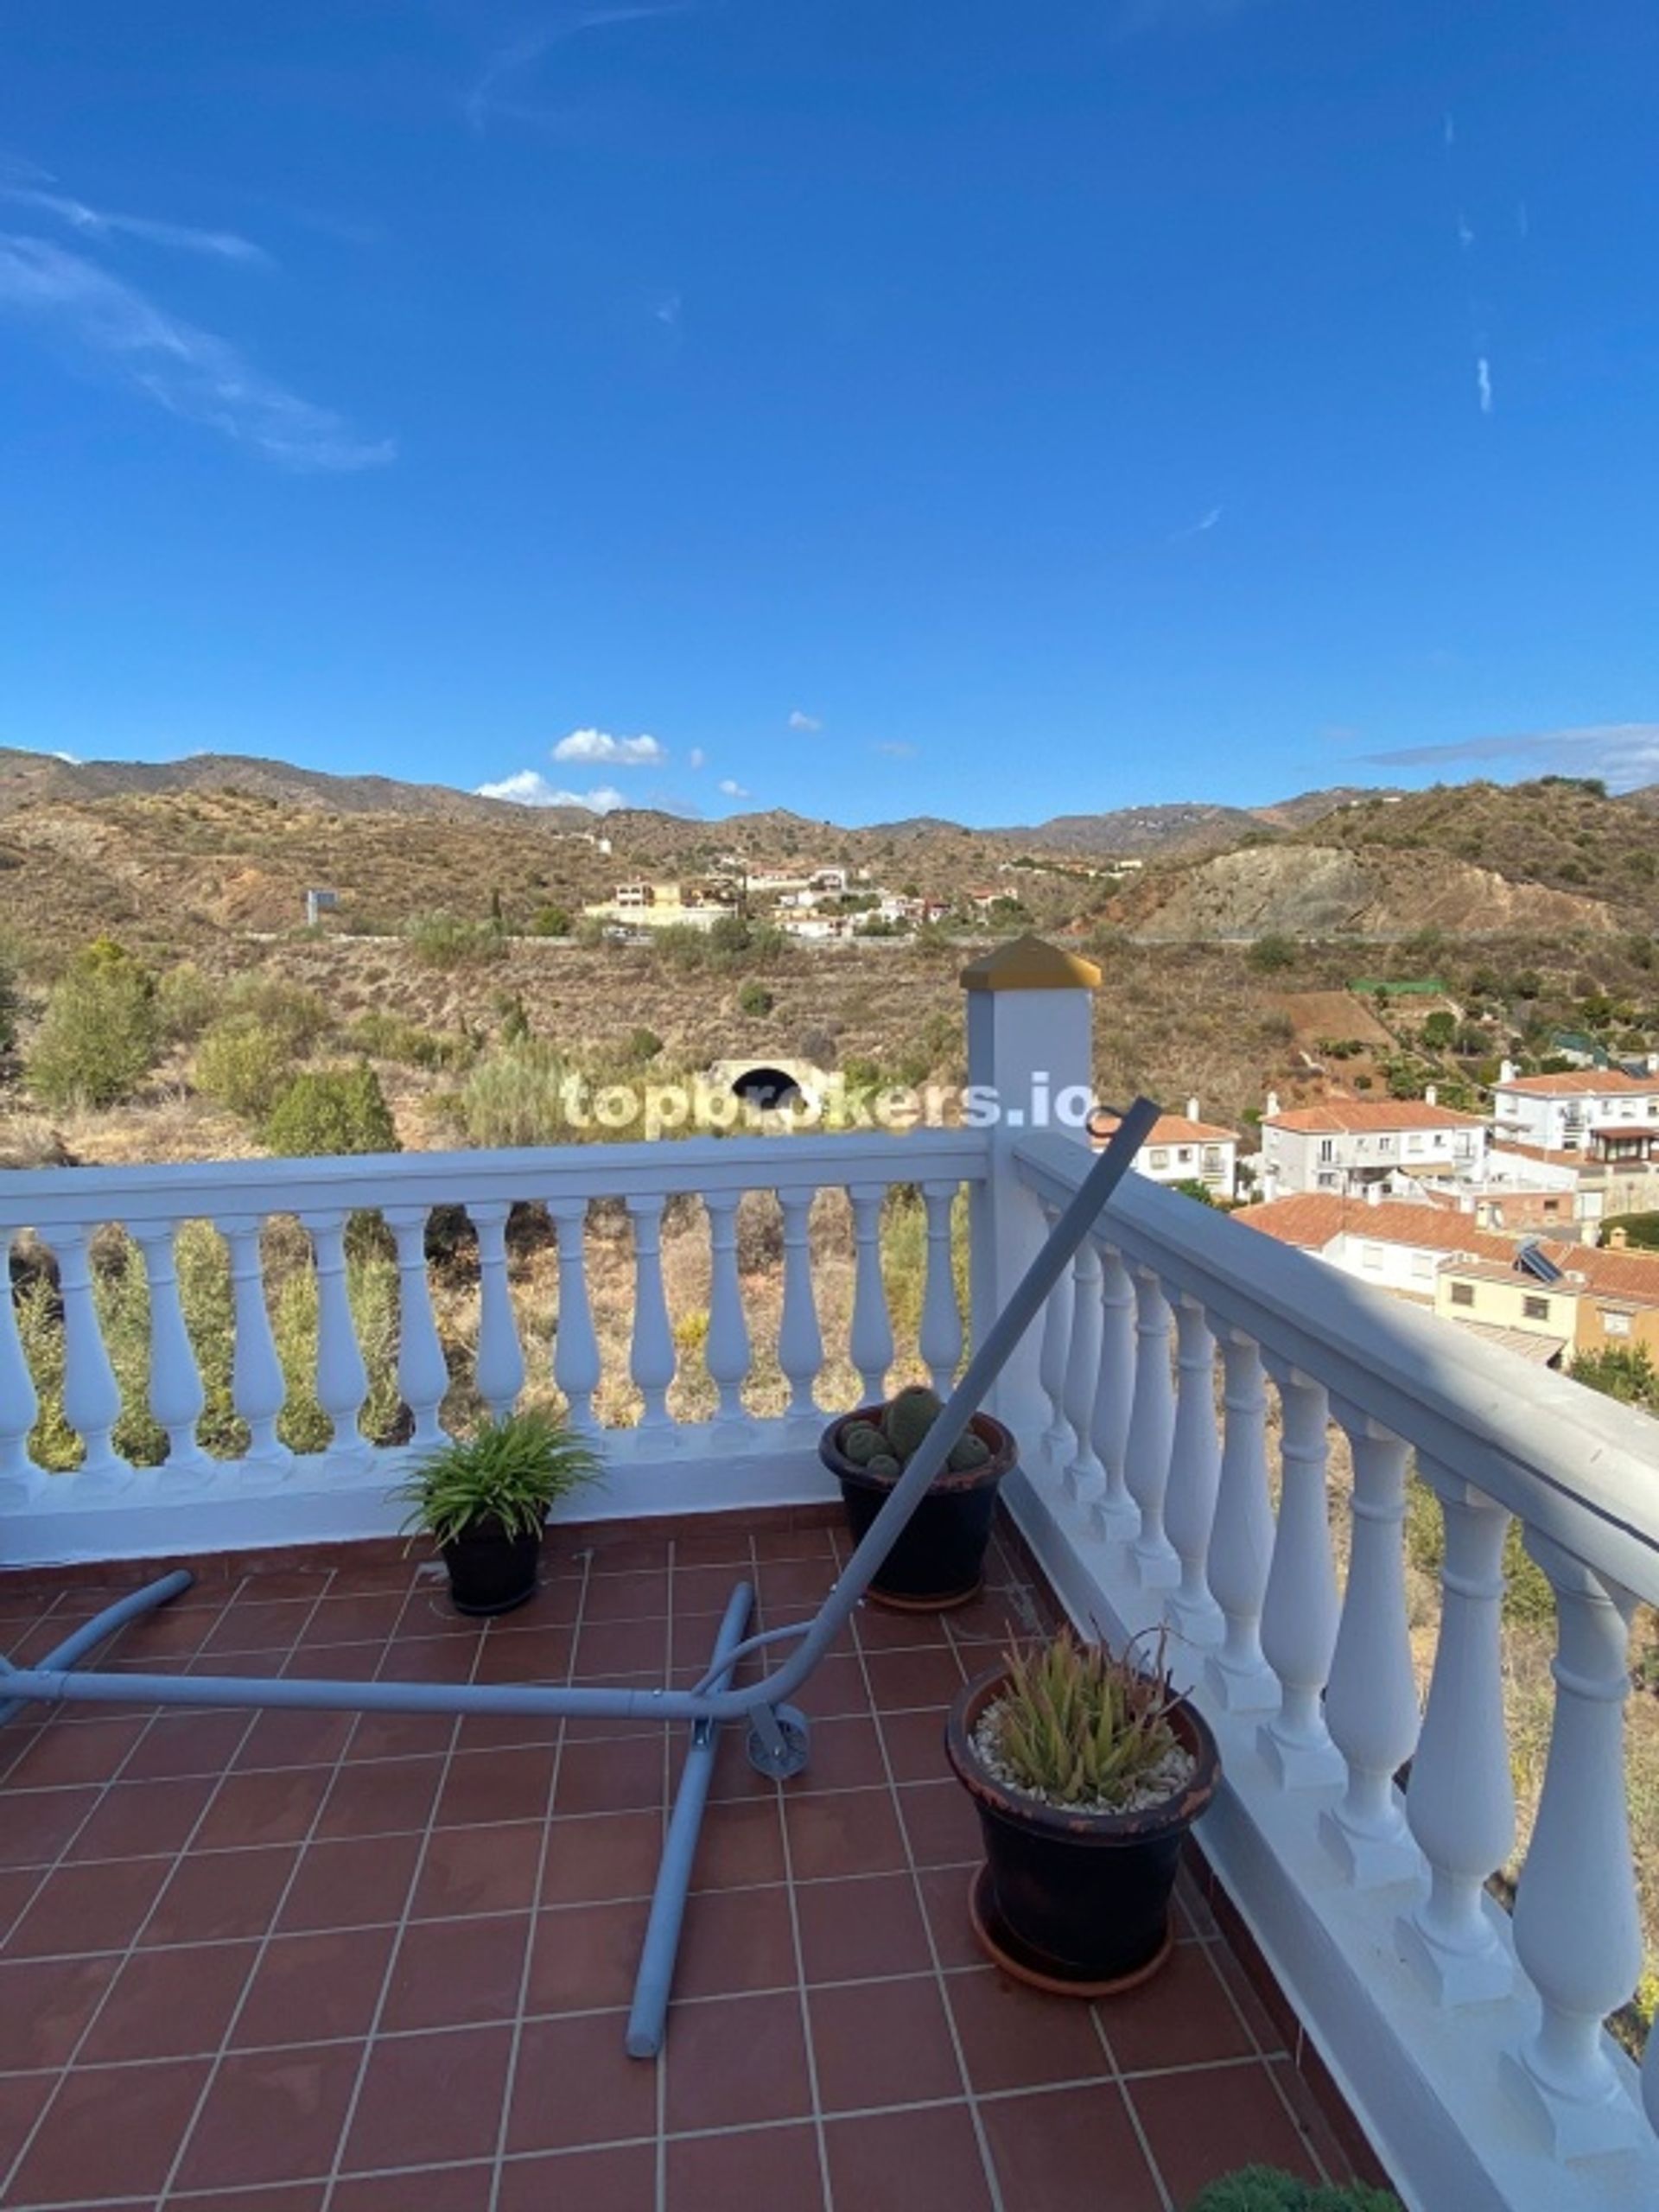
left=1259, top=1091, right=1489, bottom=1198
left=1088, top=1097, right=1241, bottom=1201
left=1491, top=1063, right=1659, bottom=1158
left=1233, top=1191, right=1514, bottom=1306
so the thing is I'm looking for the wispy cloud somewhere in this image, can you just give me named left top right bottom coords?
left=466, top=3, right=696, bottom=133
left=1362, top=722, right=1659, bottom=791
left=1456, top=211, right=1476, bottom=251
left=551, top=728, right=667, bottom=766
left=1475, top=355, right=1493, bottom=415
left=874, top=741, right=917, bottom=759
left=1, top=185, right=270, bottom=267
left=1170, top=504, right=1223, bottom=542
left=476, top=770, right=627, bottom=810
left=687, top=746, right=707, bottom=770
left=787, top=708, right=822, bottom=733
left=0, top=234, right=392, bottom=470
left=717, top=777, right=750, bottom=799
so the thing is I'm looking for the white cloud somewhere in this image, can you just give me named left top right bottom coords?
left=717, top=778, right=750, bottom=799
left=1363, top=722, right=1659, bottom=791
left=551, top=728, right=666, bottom=766
left=0, top=186, right=270, bottom=267
left=788, top=709, right=823, bottom=732
left=687, top=747, right=707, bottom=770
left=1457, top=211, right=1476, bottom=251
left=475, top=771, right=627, bottom=811
left=1476, top=356, right=1493, bottom=415
left=50, top=748, right=80, bottom=764
left=0, top=234, right=392, bottom=471
left=874, top=741, right=917, bottom=759
left=466, top=3, right=697, bottom=133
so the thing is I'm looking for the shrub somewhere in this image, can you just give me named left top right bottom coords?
left=625, top=1026, right=663, bottom=1064
left=458, top=1039, right=568, bottom=1148
left=224, top=976, right=331, bottom=1054
left=27, top=938, right=161, bottom=1110
left=0, top=951, right=16, bottom=1058
left=153, top=963, right=216, bottom=1044
left=1185, top=2171, right=1401, bottom=2211
left=194, top=1014, right=292, bottom=1122
left=737, top=981, right=774, bottom=1017
left=531, top=904, right=572, bottom=937
left=264, top=1065, right=398, bottom=1157
left=406, top=911, right=507, bottom=970
left=343, top=1012, right=474, bottom=1071
left=1247, top=933, right=1296, bottom=974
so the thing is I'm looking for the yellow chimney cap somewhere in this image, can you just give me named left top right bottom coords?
left=960, top=934, right=1102, bottom=993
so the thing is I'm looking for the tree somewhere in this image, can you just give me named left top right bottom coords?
left=1421, top=1011, right=1456, bottom=1051
left=1247, top=933, right=1296, bottom=974
left=1570, top=1343, right=1659, bottom=1414
left=27, top=938, right=160, bottom=1110
left=264, top=1065, right=399, bottom=1157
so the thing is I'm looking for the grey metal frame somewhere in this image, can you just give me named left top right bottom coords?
left=0, top=1099, right=1157, bottom=2056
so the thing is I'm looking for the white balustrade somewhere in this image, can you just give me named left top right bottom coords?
left=129, top=1221, right=212, bottom=1485
left=302, top=1211, right=371, bottom=1465
left=702, top=1192, right=753, bottom=1443
left=0, top=1229, right=42, bottom=1502
left=776, top=1186, right=823, bottom=1436
left=626, top=1193, right=677, bottom=1437
left=469, top=1202, right=524, bottom=1421
left=547, top=1198, right=601, bottom=1433
left=1203, top=1325, right=1278, bottom=1712
left=918, top=1181, right=964, bottom=1397
left=1164, top=1294, right=1222, bottom=1643
left=1060, top=1237, right=1105, bottom=1510
left=1124, top=1265, right=1179, bottom=1586
left=1036, top=1200, right=1075, bottom=1466
left=1087, top=1241, right=1137, bottom=1540
left=1400, top=1465, right=1516, bottom=2005
left=1258, top=1361, right=1343, bottom=1787
left=1321, top=1405, right=1420, bottom=1885
left=1503, top=1538, right=1645, bottom=2158
left=847, top=1184, right=894, bottom=1404
left=54, top=1224, right=128, bottom=1493
left=384, top=1206, right=449, bottom=1452
left=223, top=1217, right=293, bottom=1477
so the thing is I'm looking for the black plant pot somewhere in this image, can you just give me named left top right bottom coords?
left=945, top=1668, right=1220, bottom=1995
left=819, top=1406, right=1017, bottom=1611
left=440, top=1518, right=544, bottom=1617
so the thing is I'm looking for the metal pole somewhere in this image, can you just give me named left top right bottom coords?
left=625, top=1580, right=753, bottom=2058
left=0, top=1570, right=194, bottom=1726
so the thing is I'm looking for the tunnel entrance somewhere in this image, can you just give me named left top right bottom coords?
left=731, top=1065, right=804, bottom=1110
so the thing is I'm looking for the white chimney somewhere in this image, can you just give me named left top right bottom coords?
left=1648, top=1054, right=1659, bottom=1076
left=1424, top=1084, right=1437, bottom=1106
left=1186, top=1096, right=1200, bottom=1124
left=1365, top=1181, right=1382, bottom=1206
left=1265, top=1090, right=1281, bottom=1119
left=1499, top=1058, right=1516, bottom=1084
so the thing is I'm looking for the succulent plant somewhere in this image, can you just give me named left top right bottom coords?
left=988, top=1626, right=1184, bottom=1810
left=946, top=1429, right=991, bottom=1473
left=866, top=1452, right=901, bottom=1478
left=885, top=1383, right=944, bottom=1460
left=839, top=1420, right=885, bottom=1467
left=1185, top=2170, right=1401, bottom=2212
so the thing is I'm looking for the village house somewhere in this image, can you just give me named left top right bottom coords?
left=1491, top=1061, right=1659, bottom=1154
left=1088, top=1097, right=1241, bottom=1201
left=1258, top=1090, right=1489, bottom=1198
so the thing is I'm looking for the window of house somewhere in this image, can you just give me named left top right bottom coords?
left=1177, top=1147, right=1193, bottom=1164
left=1449, top=1281, right=1475, bottom=1307
left=1376, top=1135, right=1393, bottom=1154
left=1522, top=1294, right=1550, bottom=1321
left=1149, top=1147, right=1169, bottom=1169
left=1410, top=1252, right=1434, bottom=1281
left=1362, top=1243, right=1383, bottom=1269
left=1318, top=1138, right=1334, bottom=1162
left=1202, top=1147, right=1222, bottom=1173
left=1605, top=1311, right=1633, bottom=1338
left=1407, top=1135, right=1424, bottom=1154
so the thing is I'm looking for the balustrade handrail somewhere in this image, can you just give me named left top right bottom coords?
left=1014, top=1128, right=1659, bottom=1607
left=0, top=1126, right=991, bottom=1230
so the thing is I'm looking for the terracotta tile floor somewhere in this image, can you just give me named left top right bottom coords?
left=0, top=1516, right=1373, bottom=2211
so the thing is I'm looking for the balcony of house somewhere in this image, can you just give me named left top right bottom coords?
left=3, top=940, right=1659, bottom=2212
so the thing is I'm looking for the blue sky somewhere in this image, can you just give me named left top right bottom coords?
left=2, top=1, right=1656, bottom=825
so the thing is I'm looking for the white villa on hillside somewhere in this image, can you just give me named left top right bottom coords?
left=1259, top=1090, right=1489, bottom=1198
left=1491, top=1062, right=1659, bottom=1157
left=1088, top=1097, right=1240, bottom=1201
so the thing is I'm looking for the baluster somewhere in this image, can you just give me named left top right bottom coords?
left=384, top=1206, right=448, bottom=1452
left=1164, top=1295, right=1222, bottom=1643
left=469, top=1201, right=524, bottom=1421
left=1035, top=1201, right=1073, bottom=1466
left=1124, top=1267, right=1179, bottom=1586
left=0, top=1228, right=43, bottom=1502
left=626, top=1194, right=677, bottom=1437
left=918, top=1181, right=963, bottom=1397
left=1060, top=1239, right=1105, bottom=1510
left=548, top=1198, right=601, bottom=1433
left=129, top=1221, right=211, bottom=1484
left=777, top=1187, right=824, bottom=1437
left=703, top=1191, right=753, bottom=1442
left=300, top=1210, right=370, bottom=1465
left=1258, top=1362, right=1342, bottom=1786
left=1087, top=1241, right=1137, bottom=1540
left=1398, top=1465, right=1514, bottom=2004
left=1321, top=1407, right=1420, bottom=1884
left=223, top=1217, right=292, bottom=1476
left=53, top=1223, right=130, bottom=1491
left=1503, top=1538, right=1647, bottom=2157
left=847, top=1184, right=894, bottom=1405
left=1203, top=1326, right=1278, bottom=1712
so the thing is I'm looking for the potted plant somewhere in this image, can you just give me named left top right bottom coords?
left=818, top=1383, right=1016, bottom=1611
left=391, top=1408, right=603, bottom=1616
left=1185, top=2171, right=1401, bottom=2210
left=944, top=1624, right=1220, bottom=1993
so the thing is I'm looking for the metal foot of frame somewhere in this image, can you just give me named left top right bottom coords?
left=746, top=1701, right=810, bottom=1781
left=0, top=1570, right=194, bottom=1728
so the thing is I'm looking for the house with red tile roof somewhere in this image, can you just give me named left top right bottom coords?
left=1491, top=1062, right=1659, bottom=1156
left=1088, top=1097, right=1241, bottom=1200
left=1258, top=1089, right=1489, bottom=1198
